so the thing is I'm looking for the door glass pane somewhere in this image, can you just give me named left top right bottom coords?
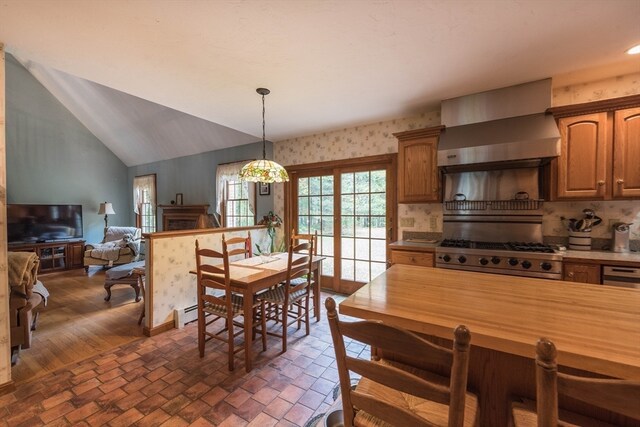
left=297, top=174, right=334, bottom=276
left=340, top=169, right=387, bottom=283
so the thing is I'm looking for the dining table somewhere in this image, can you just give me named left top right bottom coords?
left=339, top=264, right=640, bottom=427
left=192, top=252, right=324, bottom=372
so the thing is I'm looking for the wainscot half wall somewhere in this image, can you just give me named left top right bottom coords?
left=143, top=225, right=270, bottom=336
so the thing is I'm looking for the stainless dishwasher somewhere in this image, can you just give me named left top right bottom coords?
left=602, top=266, right=640, bottom=289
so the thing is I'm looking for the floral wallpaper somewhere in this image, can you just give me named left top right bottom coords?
left=273, top=73, right=640, bottom=246
left=273, top=111, right=441, bottom=237
left=552, top=72, right=640, bottom=106
left=148, top=228, right=269, bottom=328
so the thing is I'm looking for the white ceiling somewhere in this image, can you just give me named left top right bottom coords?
left=1, top=0, right=639, bottom=165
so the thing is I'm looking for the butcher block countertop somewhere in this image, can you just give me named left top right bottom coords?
left=340, top=264, right=640, bottom=380
left=388, top=240, right=438, bottom=252
left=560, top=249, right=640, bottom=266
left=340, top=264, right=640, bottom=426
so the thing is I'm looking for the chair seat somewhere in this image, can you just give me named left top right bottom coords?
left=203, top=294, right=245, bottom=317
left=512, top=399, right=619, bottom=427
left=354, top=359, right=478, bottom=427
left=259, top=284, right=307, bottom=305
left=288, top=277, right=309, bottom=286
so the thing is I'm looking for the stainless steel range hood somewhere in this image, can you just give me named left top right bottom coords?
left=438, top=79, right=560, bottom=171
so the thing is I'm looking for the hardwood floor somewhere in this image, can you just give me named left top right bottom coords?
left=11, top=268, right=145, bottom=385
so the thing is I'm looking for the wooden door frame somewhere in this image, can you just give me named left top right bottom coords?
left=284, top=154, right=397, bottom=293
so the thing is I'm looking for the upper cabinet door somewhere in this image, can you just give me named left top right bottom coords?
left=556, top=113, right=610, bottom=199
left=613, top=107, right=640, bottom=198
left=394, top=126, right=443, bottom=204
left=397, top=136, right=440, bottom=203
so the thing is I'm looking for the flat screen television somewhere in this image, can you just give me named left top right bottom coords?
left=7, top=204, right=83, bottom=244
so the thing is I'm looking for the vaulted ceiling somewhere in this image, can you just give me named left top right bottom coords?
left=1, top=0, right=639, bottom=166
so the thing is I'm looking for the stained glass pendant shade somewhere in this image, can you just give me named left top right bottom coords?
left=239, top=88, right=289, bottom=183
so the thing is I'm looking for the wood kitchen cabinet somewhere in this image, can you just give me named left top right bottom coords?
left=394, top=126, right=443, bottom=203
left=563, top=262, right=601, bottom=284
left=390, top=249, right=434, bottom=267
left=550, top=96, right=640, bottom=200
left=613, top=107, right=640, bottom=198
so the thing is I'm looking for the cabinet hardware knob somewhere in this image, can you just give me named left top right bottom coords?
left=616, top=179, right=625, bottom=185
left=568, top=272, right=574, bottom=278
left=597, top=180, right=605, bottom=186
left=410, top=257, right=416, bottom=262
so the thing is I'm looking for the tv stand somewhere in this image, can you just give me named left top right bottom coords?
left=8, top=239, right=85, bottom=274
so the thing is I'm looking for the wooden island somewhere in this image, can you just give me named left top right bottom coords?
left=339, top=265, right=640, bottom=426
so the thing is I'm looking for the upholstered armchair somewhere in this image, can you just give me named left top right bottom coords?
left=83, top=226, right=142, bottom=271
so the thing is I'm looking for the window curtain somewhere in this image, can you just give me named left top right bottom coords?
left=215, top=161, right=256, bottom=217
left=133, top=174, right=156, bottom=214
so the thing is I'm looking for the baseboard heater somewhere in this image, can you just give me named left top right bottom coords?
left=174, top=304, right=198, bottom=329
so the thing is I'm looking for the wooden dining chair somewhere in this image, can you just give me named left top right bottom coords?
left=271, top=229, right=318, bottom=322
left=258, top=236, right=314, bottom=353
left=512, top=337, right=640, bottom=427
left=325, top=297, right=479, bottom=427
left=194, top=237, right=266, bottom=371
left=224, top=231, right=252, bottom=260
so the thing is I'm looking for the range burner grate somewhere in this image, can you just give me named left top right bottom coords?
left=440, top=239, right=556, bottom=253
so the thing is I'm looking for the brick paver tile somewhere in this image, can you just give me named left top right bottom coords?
left=136, top=407, right=171, bottom=426
left=97, top=367, right=125, bottom=383
left=40, top=401, right=75, bottom=424
left=284, top=403, right=314, bottom=426
left=115, top=390, right=147, bottom=412
left=71, top=387, right=105, bottom=408
left=263, top=397, right=293, bottom=420
left=188, top=417, right=216, bottom=427
left=133, top=393, right=169, bottom=415
left=85, top=406, right=122, bottom=426
left=183, top=381, right=211, bottom=400
left=224, top=387, right=252, bottom=409
left=234, top=397, right=264, bottom=422
left=140, top=379, right=169, bottom=397
left=200, top=386, right=229, bottom=407
left=251, top=386, right=280, bottom=406
left=279, top=384, right=305, bottom=404
left=297, top=389, right=325, bottom=411
left=108, top=407, right=144, bottom=427
left=218, top=413, right=248, bottom=427
left=99, top=376, right=128, bottom=394
left=176, top=399, right=210, bottom=423
left=72, top=378, right=102, bottom=396
left=240, top=376, right=268, bottom=394
left=247, top=412, right=278, bottom=427
left=65, top=402, right=100, bottom=424
left=160, top=394, right=191, bottom=416
left=42, top=390, right=74, bottom=410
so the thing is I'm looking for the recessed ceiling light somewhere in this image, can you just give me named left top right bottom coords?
left=627, top=44, right=640, bottom=55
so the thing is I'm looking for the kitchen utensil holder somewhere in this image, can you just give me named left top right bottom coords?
left=569, top=230, right=592, bottom=251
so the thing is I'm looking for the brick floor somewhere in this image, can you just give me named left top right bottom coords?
left=1, top=293, right=362, bottom=426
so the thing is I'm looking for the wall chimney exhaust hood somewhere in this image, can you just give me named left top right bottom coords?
left=437, top=79, right=560, bottom=171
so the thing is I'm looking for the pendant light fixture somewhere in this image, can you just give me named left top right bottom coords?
left=239, top=88, right=289, bottom=183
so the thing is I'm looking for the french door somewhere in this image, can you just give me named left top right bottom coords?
left=286, top=155, right=396, bottom=294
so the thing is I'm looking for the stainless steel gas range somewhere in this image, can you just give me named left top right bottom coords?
left=435, top=167, right=562, bottom=280
left=436, top=239, right=562, bottom=280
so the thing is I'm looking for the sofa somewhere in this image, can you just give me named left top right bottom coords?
left=83, top=226, right=142, bottom=271
left=8, top=251, right=48, bottom=363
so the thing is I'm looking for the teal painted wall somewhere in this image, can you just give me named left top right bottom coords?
left=5, top=54, right=129, bottom=244
left=127, top=141, right=274, bottom=229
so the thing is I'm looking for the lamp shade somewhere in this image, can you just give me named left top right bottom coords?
left=98, top=202, right=116, bottom=215
left=239, top=159, right=289, bottom=183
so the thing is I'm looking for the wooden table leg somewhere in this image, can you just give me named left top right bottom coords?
left=313, top=261, right=322, bottom=322
left=243, top=288, right=253, bottom=372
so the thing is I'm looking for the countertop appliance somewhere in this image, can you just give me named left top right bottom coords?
left=612, top=222, right=631, bottom=253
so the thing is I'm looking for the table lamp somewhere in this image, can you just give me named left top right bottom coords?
left=98, top=202, right=116, bottom=229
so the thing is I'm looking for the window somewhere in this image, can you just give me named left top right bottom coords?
left=216, top=161, right=256, bottom=227
left=133, top=174, right=157, bottom=233
left=224, top=180, right=255, bottom=227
